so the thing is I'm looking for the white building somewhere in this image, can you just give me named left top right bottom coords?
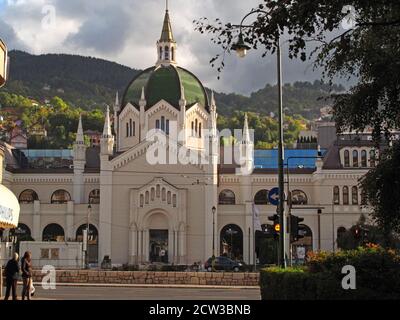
left=0, top=9, right=375, bottom=267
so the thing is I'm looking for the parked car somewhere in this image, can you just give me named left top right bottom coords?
left=204, top=256, right=244, bottom=272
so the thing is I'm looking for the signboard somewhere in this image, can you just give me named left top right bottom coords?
left=0, top=39, right=8, bottom=87
left=0, top=184, right=20, bottom=229
left=268, top=187, right=280, bottom=206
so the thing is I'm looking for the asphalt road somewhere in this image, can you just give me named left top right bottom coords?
left=5, top=284, right=261, bottom=300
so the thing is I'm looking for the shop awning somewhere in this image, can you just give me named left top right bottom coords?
left=0, top=184, right=20, bottom=229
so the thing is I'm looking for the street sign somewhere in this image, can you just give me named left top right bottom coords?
left=268, top=187, right=280, bottom=206
left=0, top=39, right=8, bottom=88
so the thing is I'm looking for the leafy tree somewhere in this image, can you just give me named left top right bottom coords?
left=360, top=142, right=400, bottom=246
left=195, top=0, right=400, bottom=141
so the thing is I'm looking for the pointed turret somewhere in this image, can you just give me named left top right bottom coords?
left=75, top=114, right=84, bottom=145
left=101, top=105, right=114, bottom=156
left=114, top=91, right=120, bottom=110
left=242, top=113, right=251, bottom=144
left=156, top=2, right=177, bottom=66
left=239, top=113, right=254, bottom=175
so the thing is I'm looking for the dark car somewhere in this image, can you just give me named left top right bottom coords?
left=204, top=256, right=244, bottom=272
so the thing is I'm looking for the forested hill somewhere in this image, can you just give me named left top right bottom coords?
left=5, top=50, right=140, bottom=109
left=3, top=50, right=344, bottom=118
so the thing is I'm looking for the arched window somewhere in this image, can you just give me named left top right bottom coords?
left=126, top=122, right=129, bottom=137
left=161, top=188, right=166, bottom=201
left=145, top=191, right=149, bottom=204
left=10, top=223, right=32, bottom=242
left=172, top=194, right=177, bottom=207
left=167, top=191, right=171, bottom=204
left=333, top=186, right=340, bottom=204
left=159, top=46, right=163, bottom=60
left=42, top=223, right=65, bottom=242
left=191, top=121, right=194, bottom=136
left=132, top=121, right=135, bottom=136
left=166, top=119, right=170, bottom=135
left=171, top=47, right=175, bottom=61
left=361, top=150, right=367, bottom=167
left=219, top=189, right=236, bottom=205
left=156, top=119, right=160, bottom=129
left=140, top=194, right=144, bottom=207
left=51, top=190, right=71, bottom=204
left=151, top=188, right=155, bottom=201
left=76, top=224, right=98, bottom=243
left=195, top=119, right=198, bottom=136
left=291, top=190, right=308, bottom=205
left=352, top=186, right=358, bottom=205
left=199, top=123, right=202, bottom=138
left=164, top=46, right=169, bottom=60
left=370, top=149, right=376, bottom=167
left=254, top=189, right=269, bottom=205
left=220, top=224, right=243, bottom=260
left=19, top=189, right=39, bottom=203
left=161, top=116, right=165, bottom=131
left=88, top=189, right=100, bottom=204
left=344, top=150, right=350, bottom=167
left=353, top=150, right=359, bottom=167
left=343, top=186, right=349, bottom=205
left=129, top=119, right=132, bottom=136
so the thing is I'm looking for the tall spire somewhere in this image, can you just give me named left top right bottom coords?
left=75, top=114, right=84, bottom=144
left=243, top=113, right=251, bottom=143
left=160, top=2, right=174, bottom=42
left=115, top=91, right=119, bottom=107
left=103, top=105, right=112, bottom=137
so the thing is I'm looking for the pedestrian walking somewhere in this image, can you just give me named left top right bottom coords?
left=4, top=253, right=20, bottom=300
left=21, top=251, right=33, bottom=300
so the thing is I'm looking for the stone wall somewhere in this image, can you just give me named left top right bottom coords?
left=32, top=270, right=259, bottom=286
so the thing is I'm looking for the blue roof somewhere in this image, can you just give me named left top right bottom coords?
left=254, top=149, right=326, bottom=169
left=21, top=149, right=73, bottom=159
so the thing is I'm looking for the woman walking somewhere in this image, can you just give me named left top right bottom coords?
left=4, top=253, right=20, bottom=300
left=21, top=251, right=33, bottom=300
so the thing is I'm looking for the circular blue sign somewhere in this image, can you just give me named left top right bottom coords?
left=268, top=187, right=280, bottom=206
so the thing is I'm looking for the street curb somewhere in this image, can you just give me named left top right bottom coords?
left=31, top=282, right=260, bottom=290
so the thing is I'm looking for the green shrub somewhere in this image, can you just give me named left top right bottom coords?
left=260, top=247, right=400, bottom=300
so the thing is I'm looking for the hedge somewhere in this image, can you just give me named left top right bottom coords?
left=260, top=247, right=400, bottom=300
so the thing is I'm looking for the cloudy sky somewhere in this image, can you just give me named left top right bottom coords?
left=0, top=0, right=328, bottom=95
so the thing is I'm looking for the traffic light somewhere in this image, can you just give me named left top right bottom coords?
left=268, top=214, right=280, bottom=240
left=290, top=215, right=304, bottom=242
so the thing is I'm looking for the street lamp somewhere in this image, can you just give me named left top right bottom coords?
left=85, top=203, right=92, bottom=269
left=232, top=9, right=286, bottom=267
left=211, top=206, right=216, bottom=271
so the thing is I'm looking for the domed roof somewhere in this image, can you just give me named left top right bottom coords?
left=121, top=65, right=209, bottom=111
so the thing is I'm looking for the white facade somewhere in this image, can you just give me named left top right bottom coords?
left=0, top=9, right=374, bottom=267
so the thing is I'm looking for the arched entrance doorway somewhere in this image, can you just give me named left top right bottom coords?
left=42, top=223, right=65, bottom=242
left=220, top=224, right=243, bottom=260
left=76, top=224, right=99, bottom=264
left=291, top=224, right=313, bottom=264
left=147, top=213, right=169, bottom=263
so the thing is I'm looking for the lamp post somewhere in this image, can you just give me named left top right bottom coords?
left=211, top=206, right=216, bottom=271
left=86, top=203, right=92, bottom=269
left=232, top=9, right=286, bottom=267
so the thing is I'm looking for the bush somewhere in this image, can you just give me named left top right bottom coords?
left=260, top=247, right=400, bottom=300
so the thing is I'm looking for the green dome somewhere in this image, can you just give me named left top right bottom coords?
left=121, top=65, right=209, bottom=111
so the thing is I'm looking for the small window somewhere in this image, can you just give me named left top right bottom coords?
left=370, top=150, right=376, bottom=167
left=140, top=194, right=144, bottom=207
left=172, top=194, right=177, bottom=207
left=51, top=190, right=71, bottom=204
left=89, top=189, right=100, bottom=204
left=129, top=119, right=133, bottom=136
left=361, top=150, right=367, bottom=167
left=291, top=190, right=308, bottom=205
left=156, top=120, right=160, bottom=129
left=219, top=189, right=236, bottom=205
left=254, top=190, right=268, bottom=205
left=164, top=46, right=169, bottom=60
left=171, top=47, right=175, bottom=61
left=344, top=150, right=350, bottom=167
left=166, top=119, right=170, bottom=135
left=132, top=121, right=135, bottom=136
left=353, top=150, right=358, bottom=167
left=199, top=123, right=202, bottom=138
left=333, top=186, right=340, bottom=205
left=343, top=186, right=349, bottom=205
left=191, top=121, right=194, bottom=136
left=195, top=119, right=198, bottom=136
left=126, top=122, right=129, bottom=137
left=159, top=47, right=163, bottom=60
left=19, top=189, right=39, bottom=204
left=145, top=191, right=149, bottom=204
left=161, top=116, right=165, bottom=131
left=352, top=186, right=358, bottom=205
